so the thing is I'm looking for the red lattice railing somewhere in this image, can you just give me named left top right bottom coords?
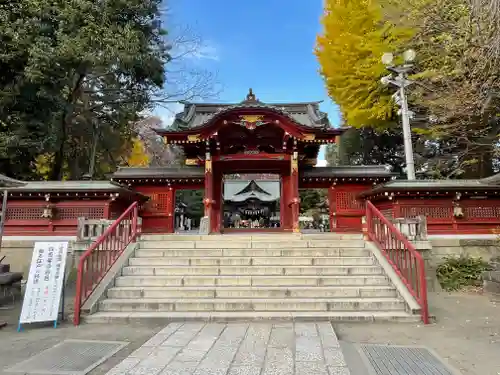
left=73, top=202, right=139, bottom=325
left=366, top=201, right=429, bottom=324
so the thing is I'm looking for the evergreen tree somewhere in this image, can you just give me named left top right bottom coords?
left=0, top=0, right=168, bottom=180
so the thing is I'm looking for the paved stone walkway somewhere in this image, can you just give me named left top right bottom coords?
left=104, top=322, right=350, bottom=375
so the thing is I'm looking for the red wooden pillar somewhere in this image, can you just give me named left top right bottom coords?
left=281, top=174, right=291, bottom=230
left=203, top=157, right=215, bottom=233
left=212, top=167, right=222, bottom=233
left=328, top=184, right=336, bottom=232
left=394, top=199, right=401, bottom=218
left=290, top=152, right=300, bottom=233
left=103, top=200, right=111, bottom=219
left=166, top=186, right=174, bottom=233
left=280, top=175, right=285, bottom=228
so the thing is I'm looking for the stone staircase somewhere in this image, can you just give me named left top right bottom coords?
left=84, top=233, right=421, bottom=323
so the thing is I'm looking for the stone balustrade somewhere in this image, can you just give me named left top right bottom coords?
left=77, top=218, right=114, bottom=241
left=391, top=216, right=428, bottom=241
left=76, top=217, right=142, bottom=241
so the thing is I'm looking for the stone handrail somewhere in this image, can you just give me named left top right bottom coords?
left=77, top=218, right=114, bottom=240
left=391, top=216, right=428, bottom=241
left=77, top=217, right=142, bottom=241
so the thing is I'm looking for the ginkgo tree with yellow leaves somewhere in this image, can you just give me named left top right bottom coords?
left=127, top=138, right=150, bottom=167
left=316, top=0, right=414, bottom=128
left=317, top=0, right=500, bottom=178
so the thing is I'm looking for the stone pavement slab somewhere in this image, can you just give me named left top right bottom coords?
left=102, top=322, right=350, bottom=375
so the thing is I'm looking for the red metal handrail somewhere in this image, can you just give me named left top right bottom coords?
left=366, top=201, right=429, bottom=324
left=73, top=202, right=139, bottom=325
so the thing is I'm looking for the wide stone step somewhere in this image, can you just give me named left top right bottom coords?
left=138, top=240, right=366, bottom=249
left=139, top=234, right=364, bottom=241
left=134, top=248, right=371, bottom=258
left=99, top=297, right=406, bottom=312
left=121, top=265, right=383, bottom=276
left=107, top=286, right=398, bottom=299
left=114, top=275, right=391, bottom=287
left=83, top=310, right=421, bottom=324
left=128, top=256, right=374, bottom=267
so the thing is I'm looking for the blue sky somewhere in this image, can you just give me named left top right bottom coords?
left=157, top=0, right=340, bottom=164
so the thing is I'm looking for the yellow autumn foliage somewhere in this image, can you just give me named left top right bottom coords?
left=127, top=137, right=150, bottom=167
left=316, top=0, right=415, bottom=127
left=34, top=153, right=70, bottom=180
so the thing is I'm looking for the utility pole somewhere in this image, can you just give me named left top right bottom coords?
left=381, top=50, right=417, bottom=180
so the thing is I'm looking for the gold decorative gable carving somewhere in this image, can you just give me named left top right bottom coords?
left=241, top=115, right=264, bottom=123
left=187, top=134, right=201, bottom=142
left=303, top=133, right=316, bottom=141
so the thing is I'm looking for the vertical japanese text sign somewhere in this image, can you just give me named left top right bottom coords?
left=19, top=242, right=69, bottom=326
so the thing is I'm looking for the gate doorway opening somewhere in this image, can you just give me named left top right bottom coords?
left=222, top=173, right=281, bottom=232
left=174, top=189, right=203, bottom=233
left=299, top=188, right=330, bottom=232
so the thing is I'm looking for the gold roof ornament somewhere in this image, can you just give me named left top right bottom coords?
left=241, top=115, right=264, bottom=123
left=303, top=133, right=316, bottom=141
left=246, top=88, right=256, bottom=101
left=187, top=134, right=201, bottom=142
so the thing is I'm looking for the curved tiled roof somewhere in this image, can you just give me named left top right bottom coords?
left=301, top=165, right=394, bottom=178
left=0, top=173, right=26, bottom=187
left=168, top=89, right=332, bottom=131
left=112, top=167, right=204, bottom=179
left=4, top=180, right=135, bottom=193
left=224, top=180, right=280, bottom=202
left=111, top=166, right=395, bottom=181
left=359, top=173, right=500, bottom=198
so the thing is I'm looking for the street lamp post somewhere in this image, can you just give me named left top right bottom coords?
left=381, top=50, right=417, bottom=180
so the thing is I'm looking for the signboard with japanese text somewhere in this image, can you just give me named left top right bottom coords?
left=19, top=242, right=69, bottom=325
left=199, top=216, right=210, bottom=235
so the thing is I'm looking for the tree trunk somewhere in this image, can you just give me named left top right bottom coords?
left=49, top=73, right=86, bottom=180
left=462, top=143, right=494, bottom=179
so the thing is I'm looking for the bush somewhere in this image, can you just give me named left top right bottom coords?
left=436, top=255, right=492, bottom=291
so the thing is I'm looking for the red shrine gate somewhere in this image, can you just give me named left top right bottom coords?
left=147, top=90, right=348, bottom=234
left=110, top=90, right=393, bottom=234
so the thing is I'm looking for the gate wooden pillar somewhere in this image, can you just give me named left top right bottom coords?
left=212, top=167, right=223, bottom=233
left=328, top=184, right=336, bottom=232
left=203, top=152, right=215, bottom=233
left=281, top=174, right=291, bottom=230
left=290, top=151, right=300, bottom=233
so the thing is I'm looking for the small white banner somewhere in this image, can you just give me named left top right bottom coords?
left=19, top=242, right=69, bottom=325
left=199, top=216, right=210, bottom=235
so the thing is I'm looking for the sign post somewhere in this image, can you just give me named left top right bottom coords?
left=18, top=242, right=69, bottom=331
